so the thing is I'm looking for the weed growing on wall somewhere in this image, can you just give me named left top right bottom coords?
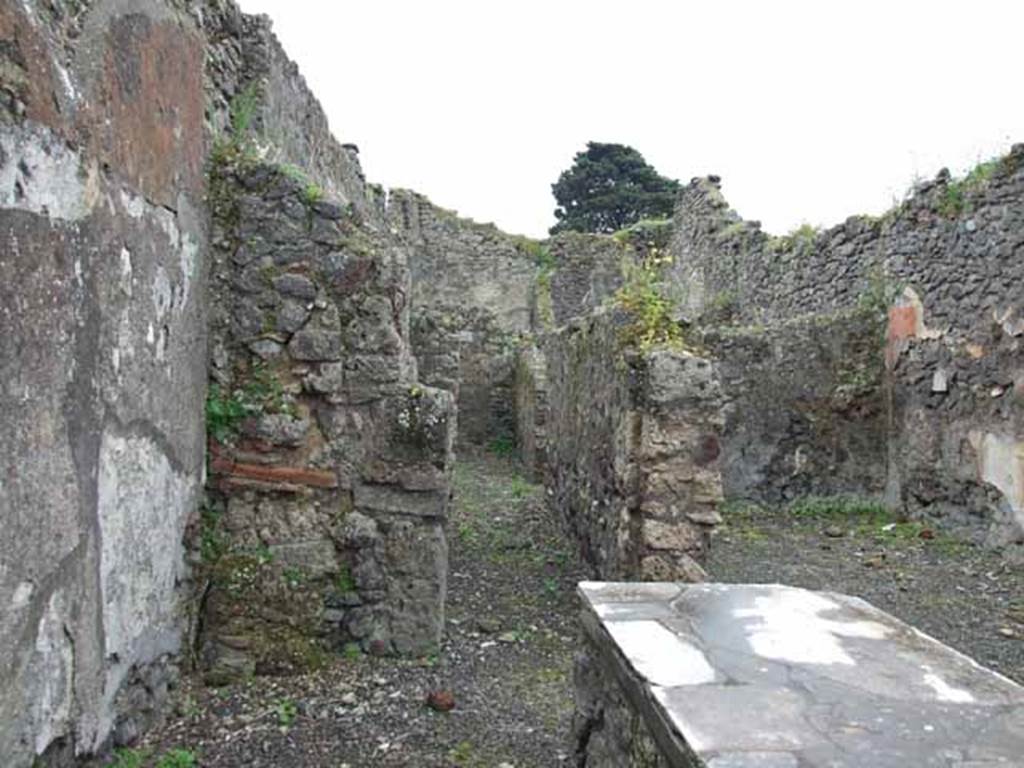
left=611, top=217, right=673, bottom=245
left=937, top=156, right=1010, bottom=218
left=335, top=564, right=356, bottom=593
left=205, top=364, right=294, bottom=443
left=230, top=82, right=259, bottom=143
left=614, top=247, right=685, bottom=351
left=278, top=163, right=324, bottom=204
left=856, top=265, right=903, bottom=315
left=769, top=222, right=820, bottom=253
left=211, top=82, right=262, bottom=168
left=205, top=384, right=247, bottom=443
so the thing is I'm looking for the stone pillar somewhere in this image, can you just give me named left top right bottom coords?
left=200, top=157, right=454, bottom=682
left=545, top=312, right=724, bottom=581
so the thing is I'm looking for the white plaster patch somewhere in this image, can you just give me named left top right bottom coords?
left=900, top=286, right=945, bottom=340
left=119, top=189, right=146, bottom=219
left=11, top=580, right=34, bottom=609
left=95, top=430, right=190, bottom=747
left=604, top=620, right=717, bottom=687
left=116, top=311, right=134, bottom=370
left=969, top=431, right=1024, bottom=530
left=119, top=248, right=133, bottom=297
left=995, top=306, right=1024, bottom=337
left=176, top=230, right=197, bottom=310
left=733, top=589, right=890, bottom=666
left=56, top=63, right=79, bottom=105
left=0, top=125, right=99, bottom=221
left=119, top=194, right=195, bottom=311
left=921, top=667, right=975, bottom=703
left=155, top=325, right=168, bottom=362
left=152, top=266, right=172, bottom=319
left=28, top=590, right=73, bottom=756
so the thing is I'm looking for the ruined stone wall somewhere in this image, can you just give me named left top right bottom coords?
left=671, top=153, right=1024, bottom=547
left=201, top=1, right=373, bottom=216
left=545, top=233, right=628, bottom=328
left=0, top=1, right=454, bottom=763
left=545, top=311, right=724, bottom=581
left=513, top=343, right=549, bottom=482
left=202, top=156, right=454, bottom=681
left=388, top=189, right=536, bottom=445
left=701, top=308, right=888, bottom=504
left=0, top=1, right=209, bottom=762
left=544, top=223, right=672, bottom=330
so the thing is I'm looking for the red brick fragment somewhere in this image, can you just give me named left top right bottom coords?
left=212, top=458, right=338, bottom=489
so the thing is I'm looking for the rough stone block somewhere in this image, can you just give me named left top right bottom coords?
left=288, top=329, right=344, bottom=361
left=354, top=484, right=448, bottom=518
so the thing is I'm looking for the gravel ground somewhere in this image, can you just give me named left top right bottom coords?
left=708, top=501, right=1024, bottom=685
left=124, top=452, right=584, bottom=768
left=104, top=466, right=1024, bottom=768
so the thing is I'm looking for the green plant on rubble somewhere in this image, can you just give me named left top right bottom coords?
left=335, top=564, right=356, bottom=593
left=771, top=222, right=819, bottom=252
left=614, top=247, right=685, bottom=351
left=199, top=501, right=227, bottom=564
left=230, top=82, right=260, bottom=144
left=937, top=156, right=1004, bottom=218
left=205, top=365, right=293, bottom=443
left=789, top=495, right=890, bottom=523
left=273, top=698, right=298, bottom=729
left=512, top=236, right=553, bottom=269
left=303, top=183, right=324, bottom=204
left=509, top=474, right=533, bottom=500
left=237, top=363, right=292, bottom=415
left=104, top=748, right=152, bottom=768
left=278, top=163, right=325, bottom=205
left=205, top=383, right=248, bottom=443
left=488, top=434, right=515, bottom=457
left=856, top=265, right=902, bottom=315
left=611, top=217, right=673, bottom=245
left=211, top=82, right=261, bottom=166
left=282, top=566, right=307, bottom=588
left=342, top=641, right=363, bottom=661
left=155, top=749, right=198, bottom=768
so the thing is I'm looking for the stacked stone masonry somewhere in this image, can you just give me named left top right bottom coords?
left=0, top=0, right=452, bottom=764
left=699, top=308, right=888, bottom=503
left=670, top=155, right=1024, bottom=547
left=202, top=157, right=454, bottom=683
left=544, top=311, right=725, bottom=582
left=388, top=189, right=537, bottom=446
left=3, top=0, right=1024, bottom=762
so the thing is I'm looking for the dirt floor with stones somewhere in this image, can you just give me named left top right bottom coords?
left=103, top=457, right=1022, bottom=768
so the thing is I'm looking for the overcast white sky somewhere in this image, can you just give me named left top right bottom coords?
left=237, top=0, right=1022, bottom=238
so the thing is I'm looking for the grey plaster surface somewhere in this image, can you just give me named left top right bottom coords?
left=580, top=582, right=1024, bottom=767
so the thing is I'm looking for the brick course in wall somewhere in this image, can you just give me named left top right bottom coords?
left=202, top=158, right=454, bottom=682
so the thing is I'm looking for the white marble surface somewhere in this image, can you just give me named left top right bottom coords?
left=580, top=582, right=1024, bottom=767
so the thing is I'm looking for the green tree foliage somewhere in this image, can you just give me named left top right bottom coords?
left=550, top=142, right=681, bottom=235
